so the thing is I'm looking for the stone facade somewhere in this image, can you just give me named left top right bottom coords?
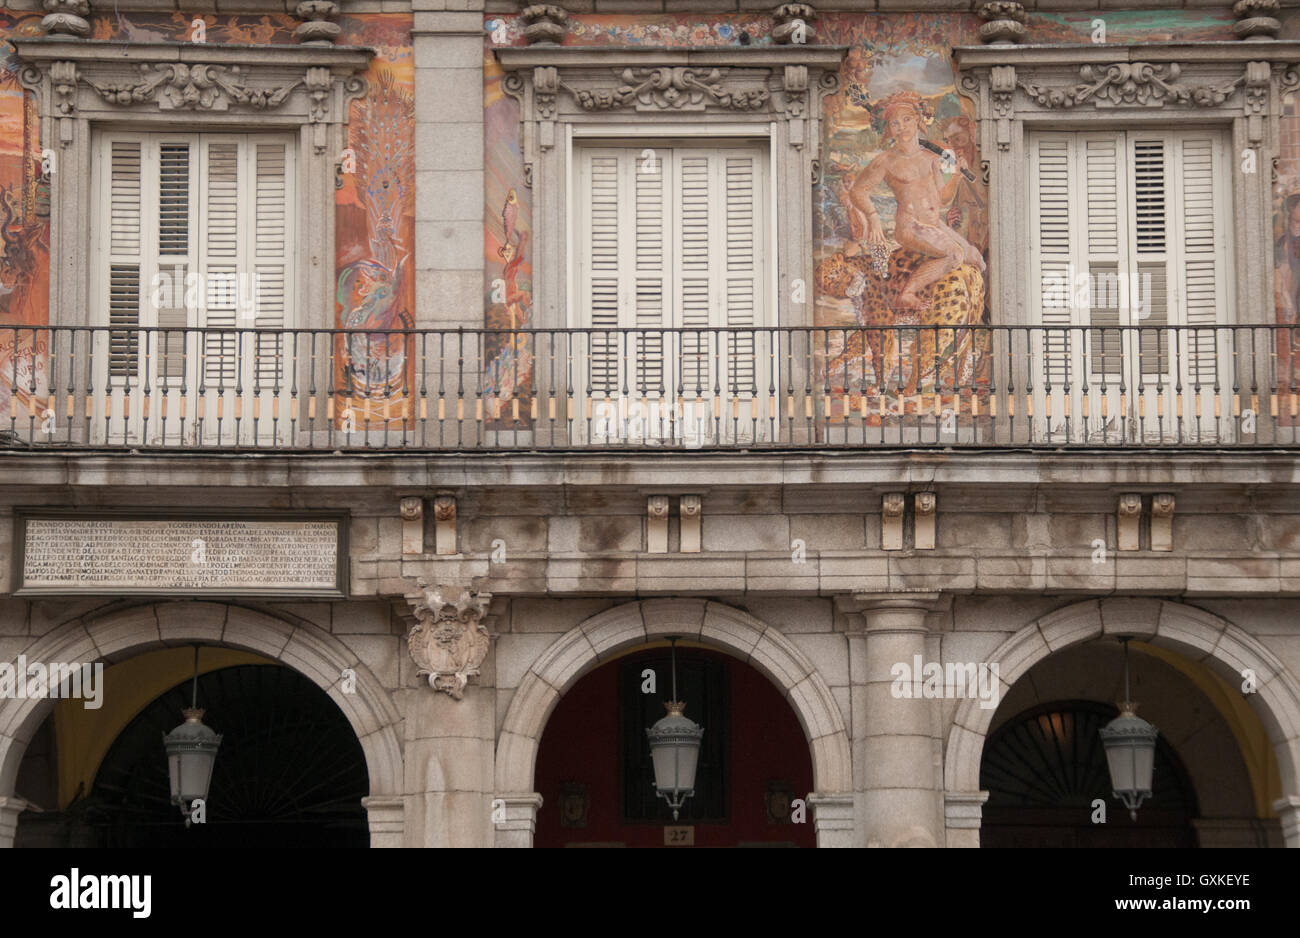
left=2, top=0, right=1300, bottom=848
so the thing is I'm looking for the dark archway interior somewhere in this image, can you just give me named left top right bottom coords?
left=534, top=647, right=816, bottom=847
left=17, top=663, right=369, bottom=848
left=980, top=700, right=1199, bottom=848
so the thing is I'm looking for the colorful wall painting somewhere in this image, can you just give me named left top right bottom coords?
left=334, top=16, right=415, bottom=429
left=0, top=13, right=52, bottom=422
left=813, top=14, right=989, bottom=416
left=1275, top=91, right=1300, bottom=416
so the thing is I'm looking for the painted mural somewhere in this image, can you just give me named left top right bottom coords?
left=1276, top=91, right=1300, bottom=413
left=0, top=13, right=51, bottom=422
left=484, top=53, right=535, bottom=429
left=814, top=15, right=988, bottom=412
left=334, top=16, right=415, bottom=429
left=0, top=12, right=413, bottom=429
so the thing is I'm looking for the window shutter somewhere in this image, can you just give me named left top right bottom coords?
left=107, top=138, right=143, bottom=382
left=580, top=149, right=626, bottom=398
left=200, top=138, right=241, bottom=387
left=675, top=151, right=712, bottom=396
left=1173, top=134, right=1224, bottom=386
left=1129, top=136, right=1170, bottom=376
left=156, top=141, right=192, bottom=383
left=723, top=151, right=760, bottom=397
left=1031, top=135, right=1075, bottom=385
left=577, top=143, right=767, bottom=430
left=1084, top=135, right=1125, bottom=376
left=252, top=140, right=292, bottom=389
left=632, top=147, right=668, bottom=397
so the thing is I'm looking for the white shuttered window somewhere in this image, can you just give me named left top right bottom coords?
left=1028, top=129, right=1233, bottom=441
left=94, top=132, right=295, bottom=443
left=576, top=143, right=769, bottom=442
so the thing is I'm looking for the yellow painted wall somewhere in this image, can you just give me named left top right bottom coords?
left=1135, top=641, right=1282, bottom=818
left=54, top=648, right=275, bottom=809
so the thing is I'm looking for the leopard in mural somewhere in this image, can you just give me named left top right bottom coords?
left=816, top=248, right=985, bottom=395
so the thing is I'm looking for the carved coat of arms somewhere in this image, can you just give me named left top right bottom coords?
left=405, top=583, right=492, bottom=699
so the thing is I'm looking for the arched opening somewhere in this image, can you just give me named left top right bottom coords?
left=13, top=661, right=368, bottom=847
left=974, top=638, right=1280, bottom=847
left=533, top=645, right=816, bottom=847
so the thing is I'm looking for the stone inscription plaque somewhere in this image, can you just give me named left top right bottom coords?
left=18, top=516, right=345, bottom=596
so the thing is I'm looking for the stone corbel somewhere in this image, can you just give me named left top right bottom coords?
left=433, top=492, right=458, bottom=556
left=989, top=65, right=1015, bottom=151
left=647, top=495, right=670, bottom=554
left=403, top=582, right=492, bottom=699
left=914, top=492, right=936, bottom=551
left=400, top=496, right=424, bottom=555
left=1150, top=493, right=1175, bottom=552
left=882, top=493, right=906, bottom=551
left=1244, top=60, right=1270, bottom=145
left=48, top=60, right=78, bottom=147
left=535, top=66, right=558, bottom=152
left=1117, top=493, right=1142, bottom=552
left=680, top=495, right=702, bottom=553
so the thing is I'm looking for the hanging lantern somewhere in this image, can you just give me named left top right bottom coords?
left=1098, top=637, right=1159, bottom=820
left=645, top=637, right=704, bottom=821
left=162, top=646, right=221, bottom=824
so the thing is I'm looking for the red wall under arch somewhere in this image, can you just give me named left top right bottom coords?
left=534, top=647, right=816, bottom=847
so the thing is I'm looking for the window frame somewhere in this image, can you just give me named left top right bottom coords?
left=955, top=44, right=1296, bottom=331
left=15, top=39, right=372, bottom=335
left=496, top=46, right=846, bottom=334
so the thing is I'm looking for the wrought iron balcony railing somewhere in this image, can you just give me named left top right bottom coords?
left=2, top=324, right=1298, bottom=451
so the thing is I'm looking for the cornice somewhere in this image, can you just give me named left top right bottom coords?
left=955, top=41, right=1300, bottom=70
left=10, top=38, right=374, bottom=69
left=495, top=44, right=849, bottom=71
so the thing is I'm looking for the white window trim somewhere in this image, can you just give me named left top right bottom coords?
left=564, top=125, right=779, bottom=335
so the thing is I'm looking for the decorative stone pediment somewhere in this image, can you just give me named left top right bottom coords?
left=403, top=583, right=494, bottom=699
left=956, top=43, right=1300, bottom=150
left=14, top=39, right=372, bottom=150
left=497, top=46, right=844, bottom=186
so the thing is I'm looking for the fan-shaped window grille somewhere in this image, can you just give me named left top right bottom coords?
left=980, top=700, right=1198, bottom=847
left=80, top=664, right=367, bottom=847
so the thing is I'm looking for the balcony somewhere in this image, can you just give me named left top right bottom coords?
left=1, top=324, right=1298, bottom=451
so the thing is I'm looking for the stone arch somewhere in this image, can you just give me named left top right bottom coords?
left=0, top=601, right=404, bottom=842
left=497, top=599, right=852, bottom=808
left=944, top=598, right=1300, bottom=845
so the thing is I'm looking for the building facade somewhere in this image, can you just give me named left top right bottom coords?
left=0, top=0, right=1299, bottom=848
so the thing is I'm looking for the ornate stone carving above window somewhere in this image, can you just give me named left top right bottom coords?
left=495, top=46, right=846, bottom=330
left=13, top=38, right=373, bottom=331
